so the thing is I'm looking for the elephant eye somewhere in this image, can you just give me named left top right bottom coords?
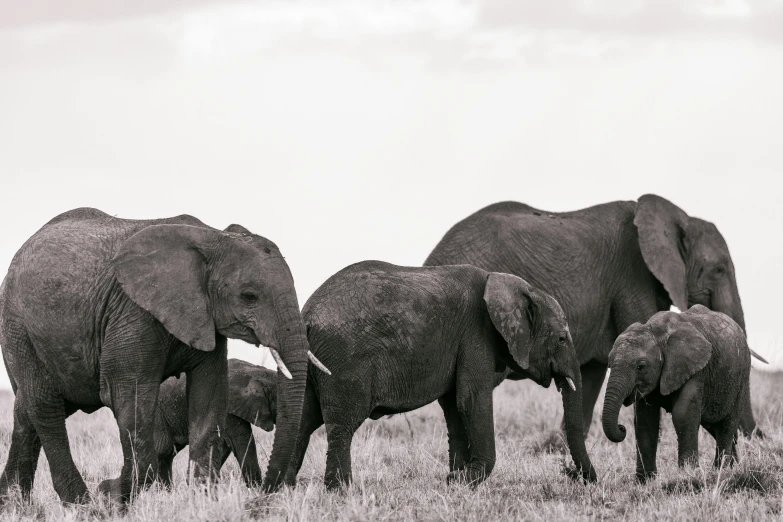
left=241, top=291, right=258, bottom=303
left=636, top=363, right=646, bottom=371
left=557, top=334, right=567, bottom=345
left=714, top=266, right=726, bottom=277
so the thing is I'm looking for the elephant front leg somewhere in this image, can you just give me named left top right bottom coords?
left=438, top=389, right=471, bottom=472
left=99, top=380, right=162, bottom=503
left=578, top=361, right=608, bottom=436
left=186, top=336, right=228, bottom=484
left=634, top=399, right=660, bottom=483
left=671, top=380, right=703, bottom=468
left=447, top=388, right=495, bottom=487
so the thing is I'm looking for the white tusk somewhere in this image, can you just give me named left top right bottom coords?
left=307, top=351, right=332, bottom=375
left=269, top=348, right=292, bottom=379
left=566, top=377, right=576, bottom=392
left=750, top=349, right=769, bottom=364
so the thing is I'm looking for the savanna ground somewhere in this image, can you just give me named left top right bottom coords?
left=1, top=370, right=783, bottom=521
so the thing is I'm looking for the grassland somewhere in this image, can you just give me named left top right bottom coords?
left=1, top=369, right=782, bottom=521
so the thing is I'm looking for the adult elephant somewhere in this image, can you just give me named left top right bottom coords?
left=425, top=194, right=764, bottom=438
left=0, top=208, right=325, bottom=504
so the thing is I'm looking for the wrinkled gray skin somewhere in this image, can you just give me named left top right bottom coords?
left=602, top=305, right=751, bottom=482
left=285, top=261, right=595, bottom=490
left=0, top=209, right=309, bottom=505
left=425, top=194, right=761, bottom=438
left=155, top=359, right=277, bottom=488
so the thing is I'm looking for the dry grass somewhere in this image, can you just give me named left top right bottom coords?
left=1, top=369, right=783, bottom=521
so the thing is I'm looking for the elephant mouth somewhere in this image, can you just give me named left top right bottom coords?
left=622, top=387, right=641, bottom=407
left=688, top=290, right=712, bottom=309
left=550, top=362, right=577, bottom=393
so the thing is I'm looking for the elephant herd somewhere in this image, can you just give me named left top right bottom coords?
left=0, top=195, right=767, bottom=508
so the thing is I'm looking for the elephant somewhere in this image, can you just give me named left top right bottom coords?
left=155, top=358, right=277, bottom=488
left=425, top=194, right=765, bottom=439
left=602, top=305, right=751, bottom=482
left=284, top=261, right=596, bottom=490
left=0, top=208, right=327, bottom=504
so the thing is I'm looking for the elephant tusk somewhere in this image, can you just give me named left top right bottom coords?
left=750, top=349, right=769, bottom=364
left=308, top=351, right=332, bottom=375
left=566, top=377, right=576, bottom=392
left=269, top=348, right=293, bottom=379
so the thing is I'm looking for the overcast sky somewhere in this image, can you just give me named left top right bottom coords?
left=1, top=1, right=782, bottom=388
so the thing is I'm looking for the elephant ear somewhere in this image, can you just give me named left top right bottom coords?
left=113, top=224, right=218, bottom=352
left=228, top=360, right=277, bottom=431
left=657, top=317, right=712, bottom=395
left=634, top=194, right=690, bottom=311
left=483, top=272, right=535, bottom=370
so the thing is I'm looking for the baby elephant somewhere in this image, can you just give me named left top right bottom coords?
left=602, top=305, right=751, bottom=482
left=286, top=261, right=595, bottom=490
left=155, top=358, right=276, bottom=487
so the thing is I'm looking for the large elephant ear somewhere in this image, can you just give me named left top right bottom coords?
left=113, top=224, right=218, bottom=352
left=655, top=316, right=712, bottom=395
left=483, top=272, right=535, bottom=370
left=634, top=194, right=690, bottom=311
left=228, top=360, right=277, bottom=431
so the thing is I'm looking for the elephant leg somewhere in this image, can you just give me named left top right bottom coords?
left=438, top=389, right=470, bottom=471
left=0, top=395, right=42, bottom=502
left=447, top=387, right=495, bottom=487
left=634, top=399, right=660, bottom=483
left=713, top=418, right=740, bottom=468
left=186, top=336, right=228, bottom=484
left=738, top=391, right=763, bottom=439
left=285, top=387, right=323, bottom=487
left=98, top=379, right=162, bottom=503
left=27, top=387, right=88, bottom=503
left=225, top=416, right=262, bottom=488
left=159, top=453, right=175, bottom=489
left=578, top=360, right=607, bottom=436
left=671, top=383, right=702, bottom=468
left=323, top=422, right=363, bottom=491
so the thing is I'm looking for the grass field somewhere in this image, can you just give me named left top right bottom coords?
left=1, top=370, right=783, bottom=521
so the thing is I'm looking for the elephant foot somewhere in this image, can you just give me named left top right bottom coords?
left=563, top=462, right=597, bottom=484
left=635, top=470, right=657, bottom=484
left=446, top=466, right=488, bottom=488
left=97, top=478, right=128, bottom=505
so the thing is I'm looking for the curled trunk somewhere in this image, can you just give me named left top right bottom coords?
left=602, top=370, right=635, bottom=443
left=560, top=371, right=596, bottom=482
left=262, top=291, right=309, bottom=492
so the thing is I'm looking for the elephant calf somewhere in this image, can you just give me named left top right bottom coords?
left=602, top=305, right=751, bottom=482
left=155, top=359, right=277, bottom=487
left=286, top=261, right=596, bottom=490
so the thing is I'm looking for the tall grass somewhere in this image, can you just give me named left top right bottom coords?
left=1, top=369, right=782, bottom=521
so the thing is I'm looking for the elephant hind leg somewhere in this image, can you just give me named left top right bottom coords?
left=26, top=383, right=88, bottom=503
left=0, top=395, right=42, bottom=502
left=285, top=385, right=323, bottom=487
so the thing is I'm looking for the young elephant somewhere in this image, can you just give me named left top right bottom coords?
left=602, top=305, right=751, bottom=482
left=154, top=359, right=277, bottom=487
left=286, top=261, right=596, bottom=490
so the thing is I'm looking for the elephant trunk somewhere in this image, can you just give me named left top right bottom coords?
left=712, top=272, right=746, bottom=332
left=602, top=369, right=635, bottom=443
left=262, top=288, right=309, bottom=492
left=560, top=370, right=596, bottom=481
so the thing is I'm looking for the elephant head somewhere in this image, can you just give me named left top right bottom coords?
left=484, top=273, right=595, bottom=481
left=112, top=223, right=326, bottom=490
left=228, top=358, right=277, bottom=432
left=602, top=312, right=712, bottom=442
left=635, top=195, right=747, bottom=333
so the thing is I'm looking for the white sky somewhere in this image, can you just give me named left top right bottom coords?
left=1, top=0, right=782, bottom=388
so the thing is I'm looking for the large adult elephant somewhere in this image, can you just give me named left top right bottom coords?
left=425, top=195, right=764, bottom=438
left=0, top=208, right=324, bottom=504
